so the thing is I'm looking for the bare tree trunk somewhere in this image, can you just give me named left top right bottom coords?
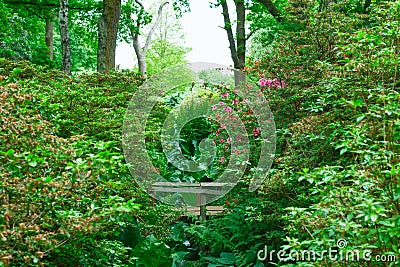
left=129, top=0, right=169, bottom=77
left=235, top=0, right=246, bottom=69
left=221, top=0, right=239, bottom=68
left=97, top=0, right=121, bottom=73
left=132, top=34, right=146, bottom=74
left=257, top=0, right=283, bottom=22
left=97, top=18, right=106, bottom=72
left=59, top=0, right=71, bottom=75
left=45, top=13, right=55, bottom=60
left=221, top=0, right=247, bottom=85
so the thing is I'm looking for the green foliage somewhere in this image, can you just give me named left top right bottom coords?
left=0, top=59, right=147, bottom=266
left=245, top=1, right=400, bottom=266
left=1, top=0, right=399, bottom=266
left=0, top=6, right=43, bottom=62
left=0, top=0, right=100, bottom=72
left=146, top=39, right=190, bottom=75
left=133, top=235, right=173, bottom=267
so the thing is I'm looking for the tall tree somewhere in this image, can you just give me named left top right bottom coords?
left=217, top=0, right=282, bottom=71
left=221, top=0, right=245, bottom=69
left=97, top=0, right=121, bottom=73
left=145, top=3, right=190, bottom=75
left=45, top=11, right=56, bottom=60
left=59, top=0, right=71, bottom=75
left=3, top=0, right=58, bottom=61
left=122, top=0, right=169, bottom=76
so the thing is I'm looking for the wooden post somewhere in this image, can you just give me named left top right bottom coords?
left=197, top=184, right=206, bottom=221
left=200, top=205, right=206, bottom=221
left=147, top=185, right=156, bottom=207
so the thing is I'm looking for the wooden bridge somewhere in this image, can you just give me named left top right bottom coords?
left=149, top=182, right=234, bottom=220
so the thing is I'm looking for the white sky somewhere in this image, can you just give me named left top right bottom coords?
left=115, top=0, right=234, bottom=69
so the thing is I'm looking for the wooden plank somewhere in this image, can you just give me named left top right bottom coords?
left=152, top=187, right=222, bottom=195
left=187, top=210, right=222, bottom=216
left=151, top=182, right=201, bottom=187
left=206, top=206, right=224, bottom=211
left=186, top=206, right=225, bottom=215
left=200, top=182, right=236, bottom=187
left=151, top=182, right=236, bottom=187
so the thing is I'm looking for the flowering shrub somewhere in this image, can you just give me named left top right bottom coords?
left=258, top=77, right=287, bottom=88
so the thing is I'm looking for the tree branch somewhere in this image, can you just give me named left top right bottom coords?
left=128, top=0, right=143, bottom=39
left=134, top=0, right=144, bottom=10
left=256, top=0, right=283, bottom=22
left=246, top=27, right=259, bottom=41
left=23, top=5, right=47, bottom=19
left=143, top=0, right=169, bottom=54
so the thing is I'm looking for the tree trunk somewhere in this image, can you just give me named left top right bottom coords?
left=129, top=0, right=169, bottom=77
left=97, top=18, right=106, bottom=72
left=221, top=1, right=239, bottom=68
left=59, top=0, right=71, bottom=75
left=45, top=14, right=55, bottom=60
left=132, top=34, right=146, bottom=74
left=97, top=0, right=121, bottom=73
left=221, top=0, right=246, bottom=85
left=257, top=0, right=283, bottom=22
left=235, top=0, right=246, bottom=70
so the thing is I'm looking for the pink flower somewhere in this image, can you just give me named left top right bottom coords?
left=220, top=124, right=226, bottom=129
left=223, top=106, right=233, bottom=113
left=232, top=99, right=239, bottom=105
left=220, top=156, right=225, bottom=163
left=219, top=138, right=224, bottom=143
left=252, top=127, right=261, bottom=136
left=258, top=77, right=270, bottom=87
left=227, top=137, right=232, bottom=142
left=221, top=92, right=229, bottom=98
left=219, top=101, right=225, bottom=105
left=259, top=77, right=287, bottom=88
left=212, top=105, right=217, bottom=111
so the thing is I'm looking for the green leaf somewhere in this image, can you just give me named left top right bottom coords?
left=354, top=99, right=363, bottom=107
left=356, top=115, right=365, bottom=122
left=5, top=149, right=15, bottom=156
left=29, top=161, right=37, bottom=167
left=133, top=235, right=172, bottom=267
left=217, top=252, right=236, bottom=264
